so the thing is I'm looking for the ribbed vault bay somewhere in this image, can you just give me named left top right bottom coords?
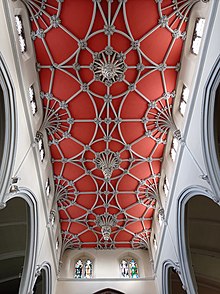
left=24, top=0, right=197, bottom=249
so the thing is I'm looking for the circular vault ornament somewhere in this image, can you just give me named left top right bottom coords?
left=90, top=47, right=127, bottom=86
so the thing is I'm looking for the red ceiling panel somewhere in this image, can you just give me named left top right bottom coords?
left=24, top=0, right=199, bottom=250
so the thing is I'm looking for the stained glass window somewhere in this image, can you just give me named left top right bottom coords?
left=129, top=259, right=139, bottom=278
left=75, top=259, right=83, bottom=279
left=74, top=258, right=93, bottom=279
left=84, top=259, right=92, bottom=279
left=120, top=259, right=129, bottom=278
left=120, top=258, right=139, bottom=278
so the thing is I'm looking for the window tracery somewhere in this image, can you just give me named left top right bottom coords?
left=75, top=259, right=83, bottom=279
left=74, top=258, right=93, bottom=279
left=120, top=258, right=139, bottom=279
left=120, top=259, right=129, bottom=278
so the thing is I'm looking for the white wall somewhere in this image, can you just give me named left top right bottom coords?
left=153, top=1, right=220, bottom=293
left=57, top=248, right=157, bottom=294
left=56, top=279, right=156, bottom=294
left=0, top=1, right=61, bottom=292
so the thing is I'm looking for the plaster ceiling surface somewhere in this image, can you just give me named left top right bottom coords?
left=23, top=0, right=198, bottom=249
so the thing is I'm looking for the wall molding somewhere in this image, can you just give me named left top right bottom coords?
left=2, top=0, right=61, bottom=274
left=162, top=259, right=187, bottom=294
left=0, top=53, right=17, bottom=207
left=202, top=54, right=220, bottom=199
left=33, top=262, right=52, bottom=294
left=154, top=0, right=219, bottom=273
left=177, top=185, right=215, bottom=294
left=5, top=188, right=38, bottom=294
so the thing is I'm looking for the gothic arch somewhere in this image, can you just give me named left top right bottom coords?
left=70, top=251, right=95, bottom=279
left=162, top=260, right=186, bottom=294
left=118, top=251, right=140, bottom=278
left=177, top=186, right=220, bottom=294
left=32, top=262, right=52, bottom=294
left=202, top=55, right=220, bottom=199
left=1, top=188, right=38, bottom=294
left=0, top=53, right=16, bottom=207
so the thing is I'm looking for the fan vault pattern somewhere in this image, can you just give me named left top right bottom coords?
left=23, top=0, right=199, bottom=250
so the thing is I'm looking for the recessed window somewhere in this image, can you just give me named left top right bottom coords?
left=163, top=176, right=169, bottom=197
left=55, top=238, right=59, bottom=251
left=45, top=178, right=51, bottom=197
left=179, top=85, right=189, bottom=116
left=120, top=258, right=139, bottom=278
left=74, top=259, right=93, bottom=279
left=38, top=137, right=45, bottom=162
left=14, top=15, right=27, bottom=53
left=153, top=234, right=158, bottom=251
left=170, top=137, right=179, bottom=161
left=158, top=208, right=164, bottom=226
left=191, top=18, right=205, bottom=55
left=49, top=210, right=56, bottom=227
left=158, top=213, right=163, bottom=226
left=28, top=86, right=37, bottom=115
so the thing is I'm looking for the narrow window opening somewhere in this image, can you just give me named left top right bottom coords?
left=163, top=176, right=169, bottom=197
left=28, top=86, right=37, bottom=115
left=191, top=18, right=205, bottom=55
left=14, top=15, right=27, bottom=53
left=170, top=137, right=179, bottom=161
left=179, top=85, right=189, bottom=116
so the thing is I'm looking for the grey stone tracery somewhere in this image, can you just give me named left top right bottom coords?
left=94, top=150, right=121, bottom=180
left=22, top=0, right=200, bottom=250
left=91, top=48, right=127, bottom=86
left=96, top=212, right=117, bottom=241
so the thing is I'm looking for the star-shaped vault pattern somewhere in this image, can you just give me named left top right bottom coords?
left=23, top=0, right=200, bottom=250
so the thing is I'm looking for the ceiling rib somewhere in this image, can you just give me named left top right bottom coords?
left=22, top=0, right=199, bottom=250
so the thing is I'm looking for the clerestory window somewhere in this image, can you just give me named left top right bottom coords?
left=120, top=258, right=139, bottom=279
left=14, top=15, right=27, bottom=53
left=74, top=258, right=93, bottom=279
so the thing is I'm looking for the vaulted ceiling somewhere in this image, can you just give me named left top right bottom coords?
left=24, top=0, right=198, bottom=249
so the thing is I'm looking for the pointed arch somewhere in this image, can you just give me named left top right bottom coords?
left=119, top=251, right=140, bottom=278
left=162, top=260, right=186, bottom=294
left=202, top=55, right=220, bottom=198
left=177, top=186, right=220, bottom=294
left=72, top=253, right=94, bottom=279
left=0, top=53, right=16, bottom=207
left=33, top=262, right=52, bottom=294
left=1, top=188, right=38, bottom=294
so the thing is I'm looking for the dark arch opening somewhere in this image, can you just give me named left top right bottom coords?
left=0, top=197, right=28, bottom=294
left=33, top=269, right=47, bottom=294
left=0, top=83, right=5, bottom=164
left=167, top=267, right=186, bottom=294
left=185, top=195, right=220, bottom=293
left=93, top=288, right=125, bottom=294
left=203, top=56, right=220, bottom=196
left=214, top=83, right=220, bottom=164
